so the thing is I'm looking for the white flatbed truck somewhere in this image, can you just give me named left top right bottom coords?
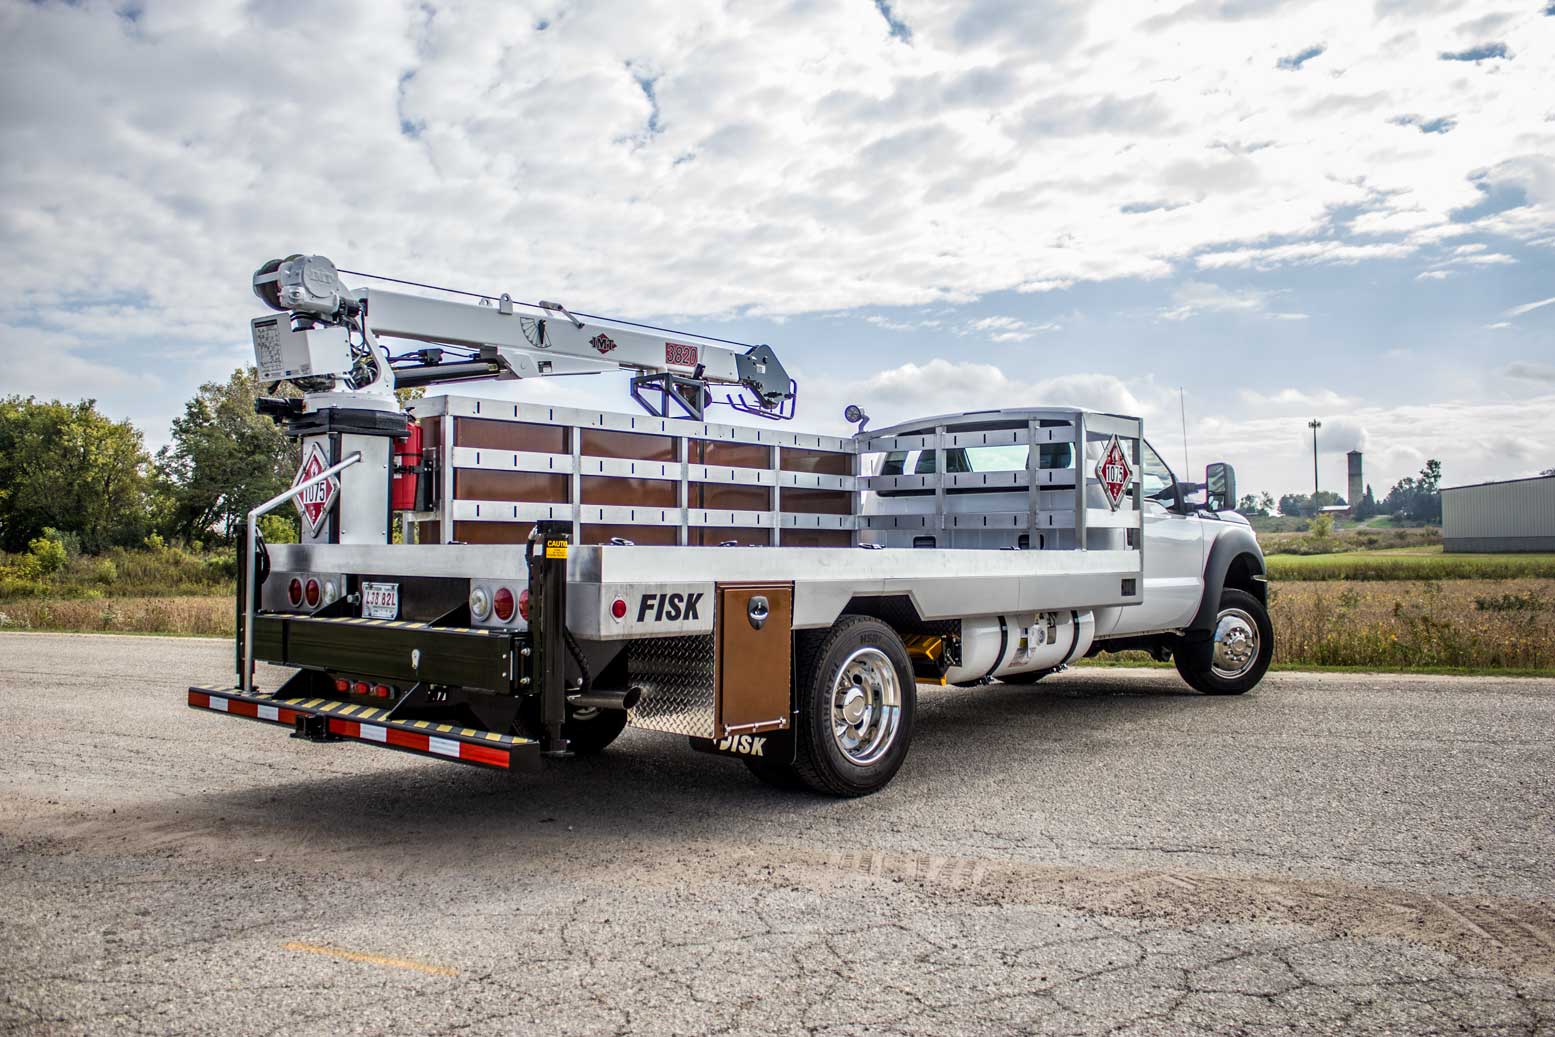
left=188, top=255, right=1272, bottom=795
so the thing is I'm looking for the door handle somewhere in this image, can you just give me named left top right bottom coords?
left=747, top=595, right=769, bottom=630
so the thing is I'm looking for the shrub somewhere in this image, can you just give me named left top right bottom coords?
left=1474, top=591, right=1548, bottom=613
left=258, top=513, right=299, bottom=544
left=27, top=534, right=68, bottom=575
left=92, top=558, right=119, bottom=585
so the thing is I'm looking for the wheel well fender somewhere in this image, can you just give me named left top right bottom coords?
left=1188, top=527, right=1266, bottom=633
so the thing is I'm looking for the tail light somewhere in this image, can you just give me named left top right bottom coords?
left=372, top=684, right=392, bottom=698
left=469, top=586, right=491, bottom=621
left=305, top=578, right=321, bottom=608
left=518, top=589, right=531, bottom=621
left=334, top=677, right=350, bottom=693
left=352, top=680, right=370, bottom=696
left=493, top=587, right=515, bottom=622
left=611, top=597, right=627, bottom=620
left=288, top=578, right=303, bottom=607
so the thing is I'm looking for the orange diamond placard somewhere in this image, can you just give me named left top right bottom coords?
left=1095, top=435, right=1132, bottom=511
left=292, top=441, right=340, bottom=537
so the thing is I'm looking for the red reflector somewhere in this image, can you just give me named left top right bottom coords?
left=611, top=598, right=627, bottom=620
left=518, top=589, right=531, bottom=622
left=352, top=680, right=370, bottom=696
left=493, top=587, right=515, bottom=621
left=334, top=678, right=350, bottom=693
left=288, top=578, right=303, bottom=607
left=305, top=578, right=321, bottom=607
left=373, top=684, right=392, bottom=698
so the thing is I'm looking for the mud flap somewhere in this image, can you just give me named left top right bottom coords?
left=688, top=731, right=795, bottom=765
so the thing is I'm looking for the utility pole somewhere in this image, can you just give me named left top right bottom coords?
left=1307, top=419, right=1322, bottom=498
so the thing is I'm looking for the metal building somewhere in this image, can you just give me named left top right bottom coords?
left=1440, top=474, right=1555, bottom=553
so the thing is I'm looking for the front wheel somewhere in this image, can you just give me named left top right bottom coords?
left=791, top=616, right=916, bottom=796
left=1175, top=588, right=1273, bottom=695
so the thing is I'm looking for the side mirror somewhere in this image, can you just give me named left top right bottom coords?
left=1205, top=462, right=1236, bottom=512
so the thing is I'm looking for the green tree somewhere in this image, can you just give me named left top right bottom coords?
left=1383, top=460, right=1443, bottom=524
left=0, top=396, right=156, bottom=552
left=1277, top=490, right=1344, bottom=517
left=157, top=369, right=300, bottom=544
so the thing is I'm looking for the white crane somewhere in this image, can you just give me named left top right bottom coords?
left=250, top=254, right=795, bottom=421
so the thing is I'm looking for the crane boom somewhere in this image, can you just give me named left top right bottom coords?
left=251, top=254, right=794, bottom=421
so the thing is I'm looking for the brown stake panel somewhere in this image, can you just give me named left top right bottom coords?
left=714, top=583, right=793, bottom=737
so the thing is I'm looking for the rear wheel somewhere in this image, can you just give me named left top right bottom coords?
left=1174, top=588, right=1273, bottom=695
left=790, top=616, right=916, bottom=796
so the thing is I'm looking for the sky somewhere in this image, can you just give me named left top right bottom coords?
left=2, top=0, right=1553, bottom=503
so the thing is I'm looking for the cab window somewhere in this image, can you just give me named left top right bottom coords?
left=1141, top=441, right=1178, bottom=506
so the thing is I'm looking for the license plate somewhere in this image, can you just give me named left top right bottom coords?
left=361, top=581, right=399, bottom=620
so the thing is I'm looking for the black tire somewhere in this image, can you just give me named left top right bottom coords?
left=791, top=616, right=916, bottom=797
left=562, top=706, right=628, bottom=755
left=1174, top=588, right=1273, bottom=695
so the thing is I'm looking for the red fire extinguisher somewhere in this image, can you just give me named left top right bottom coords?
left=391, top=420, right=422, bottom=512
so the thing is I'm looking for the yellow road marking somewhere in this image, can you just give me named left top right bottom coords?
left=282, top=941, right=457, bottom=977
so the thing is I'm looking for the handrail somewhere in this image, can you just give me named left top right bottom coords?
left=242, top=452, right=363, bottom=693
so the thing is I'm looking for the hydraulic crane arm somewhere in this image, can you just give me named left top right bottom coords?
left=251, top=254, right=795, bottom=421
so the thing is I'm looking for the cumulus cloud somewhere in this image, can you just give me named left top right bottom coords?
left=1238, top=388, right=1356, bottom=410
left=823, top=360, right=1555, bottom=494
left=2, top=0, right=1551, bottom=335
left=2, top=0, right=1555, bottom=453
left=843, top=359, right=1153, bottom=423
left=1191, top=394, right=1555, bottom=495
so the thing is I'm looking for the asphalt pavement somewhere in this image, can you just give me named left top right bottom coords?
left=2, top=632, right=1553, bottom=1035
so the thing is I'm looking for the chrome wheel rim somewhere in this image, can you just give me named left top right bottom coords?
left=831, top=647, right=901, bottom=766
left=1211, top=607, right=1260, bottom=680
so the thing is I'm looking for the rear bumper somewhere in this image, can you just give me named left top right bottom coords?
left=251, top=614, right=520, bottom=691
left=187, top=686, right=540, bottom=771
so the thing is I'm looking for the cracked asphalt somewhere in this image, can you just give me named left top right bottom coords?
left=2, top=632, right=1553, bottom=1036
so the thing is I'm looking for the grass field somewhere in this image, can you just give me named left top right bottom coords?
left=5, top=578, right=1553, bottom=676
left=0, top=595, right=232, bottom=637
left=1266, top=547, right=1555, bottom=581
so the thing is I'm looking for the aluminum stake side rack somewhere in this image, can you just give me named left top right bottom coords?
left=190, top=255, right=1272, bottom=796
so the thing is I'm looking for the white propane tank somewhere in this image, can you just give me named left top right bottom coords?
left=942, top=611, right=1095, bottom=684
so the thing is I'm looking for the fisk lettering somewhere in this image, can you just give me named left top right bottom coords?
left=635, top=592, right=704, bottom=622
left=716, top=735, right=766, bottom=757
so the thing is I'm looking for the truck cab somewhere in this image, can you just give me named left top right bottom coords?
left=855, top=408, right=1268, bottom=696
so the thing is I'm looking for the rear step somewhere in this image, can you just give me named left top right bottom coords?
left=187, top=687, right=540, bottom=771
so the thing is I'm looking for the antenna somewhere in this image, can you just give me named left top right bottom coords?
left=1179, top=387, right=1190, bottom=478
